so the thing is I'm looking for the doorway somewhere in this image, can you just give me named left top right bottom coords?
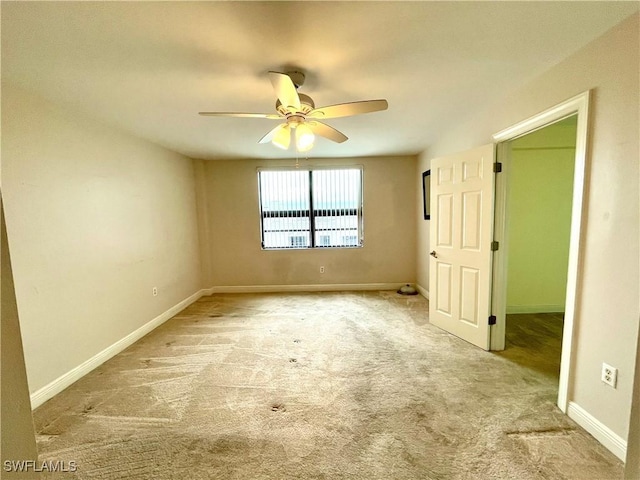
left=500, top=116, right=577, bottom=384
left=490, top=91, right=590, bottom=413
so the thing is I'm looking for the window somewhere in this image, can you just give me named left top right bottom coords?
left=318, top=235, right=331, bottom=247
left=258, top=167, right=363, bottom=249
left=289, top=235, right=307, bottom=247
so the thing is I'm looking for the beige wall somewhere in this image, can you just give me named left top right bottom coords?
left=201, top=156, right=417, bottom=288
left=1, top=83, right=203, bottom=394
left=416, top=152, right=431, bottom=294
left=417, top=14, right=639, bottom=442
left=1, top=198, right=39, bottom=479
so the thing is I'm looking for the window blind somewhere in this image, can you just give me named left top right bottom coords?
left=258, top=167, right=363, bottom=249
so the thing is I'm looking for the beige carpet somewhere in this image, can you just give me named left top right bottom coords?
left=33, top=292, right=623, bottom=479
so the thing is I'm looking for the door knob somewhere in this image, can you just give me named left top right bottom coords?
left=430, top=251, right=438, bottom=258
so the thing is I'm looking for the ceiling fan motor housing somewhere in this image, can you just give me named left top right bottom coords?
left=276, top=93, right=315, bottom=117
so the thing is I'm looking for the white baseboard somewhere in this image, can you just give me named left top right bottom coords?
left=416, top=284, right=429, bottom=299
left=506, top=304, right=565, bottom=314
left=30, top=289, right=206, bottom=409
left=207, top=283, right=404, bottom=294
left=567, top=401, right=627, bottom=461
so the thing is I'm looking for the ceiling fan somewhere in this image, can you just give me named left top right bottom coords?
left=199, top=71, right=388, bottom=152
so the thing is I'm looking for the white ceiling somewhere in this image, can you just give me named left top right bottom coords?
left=2, top=1, right=637, bottom=160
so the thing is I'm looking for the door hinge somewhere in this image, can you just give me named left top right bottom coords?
left=491, top=240, right=499, bottom=251
left=488, top=315, right=497, bottom=325
left=493, top=162, right=503, bottom=173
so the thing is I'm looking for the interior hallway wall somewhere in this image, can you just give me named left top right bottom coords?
left=201, top=156, right=417, bottom=289
left=417, top=14, right=639, bottom=445
left=1, top=83, right=203, bottom=397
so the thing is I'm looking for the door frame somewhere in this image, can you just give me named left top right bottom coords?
left=491, top=91, right=591, bottom=413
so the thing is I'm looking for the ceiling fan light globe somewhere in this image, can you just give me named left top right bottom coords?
left=295, top=124, right=315, bottom=152
left=272, top=125, right=291, bottom=150
left=296, top=140, right=314, bottom=152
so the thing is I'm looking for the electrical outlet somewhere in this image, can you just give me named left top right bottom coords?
left=601, top=363, right=617, bottom=388
left=152, top=287, right=158, bottom=297
left=319, top=266, right=325, bottom=274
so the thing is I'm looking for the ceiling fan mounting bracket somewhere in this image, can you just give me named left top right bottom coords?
left=286, top=71, right=306, bottom=89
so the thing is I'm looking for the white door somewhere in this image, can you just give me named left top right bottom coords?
left=429, top=144, right=495, bottom=350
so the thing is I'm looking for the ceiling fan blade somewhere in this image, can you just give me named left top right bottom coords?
left=268, top=71, right=301, bottom=110
left=199, top=112, right=281, bottom=119
left=259, top=123, right=289, bottom=145
left=307, top=121, right=348, bottom=143
left=307, top=99, right=388, bottom=119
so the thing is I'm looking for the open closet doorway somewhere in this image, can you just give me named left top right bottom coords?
left=490, top=92, right=590, bottom=414
left=501, top=116, right=577, bottom=391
